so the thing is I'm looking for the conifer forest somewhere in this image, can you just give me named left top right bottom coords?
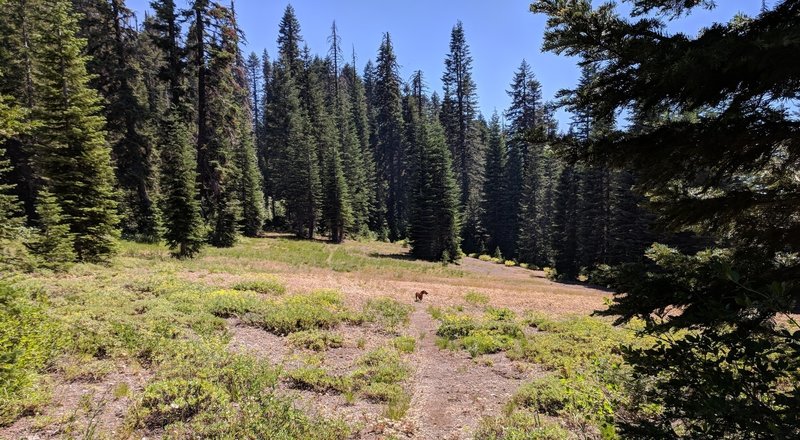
left=0, top=1, right=798, bottom=439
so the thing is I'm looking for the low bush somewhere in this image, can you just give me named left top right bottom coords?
left=231, top=275, right=286, bottom=295
left=0, top=280, right=63, bottom=425
left=478, top=254, right=492, bottom=262
left=288, top=330, right=343, bottom=351
left=464, top=291, right=489, bottom=306
left=504, top=260, right=516, bottom=267
left=392, top=336, right=416, bottom=353
left=136, top=377, right=230, bottom=428
left=205, top=289, right=263, bottom=318
left=247, top=290, right=349, bottom=335
left=543, top=267, right=558, bottom=281
left=361, top=297, right=413, bottom=331
left=475, top=411, right=570, bottom=440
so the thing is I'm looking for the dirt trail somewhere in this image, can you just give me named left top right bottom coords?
left=405, top=304, right=540, bottom=439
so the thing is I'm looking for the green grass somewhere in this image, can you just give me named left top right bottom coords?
left=474, top=411, right=570, bottom=440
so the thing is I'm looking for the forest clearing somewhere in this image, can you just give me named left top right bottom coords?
left=1, top=0, right=797, bottom=438
left=2, top=235, right=628, bottom=439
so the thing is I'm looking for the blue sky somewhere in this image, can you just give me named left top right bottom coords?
left=126, top=0, right=764, bottom=128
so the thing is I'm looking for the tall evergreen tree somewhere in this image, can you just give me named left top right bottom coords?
left=0, top=0, right=42, bottom=221
left=372, top=34, right=407, bottom=241
left=408, top=115, right=460, bottom=262
left=480, top=113, right=508, bottom=256
left=548, top=164, right=579, bottom=278
left=159, top=106, right=205, bottom=258
left=440, top=21, right=483, bottom=252
left=0, top=87, right=26, bottom=241
left=74, top=0, right=161, bottom=242
left=532, top=1, right=800, bottom=436
left=267, top=58, right=319, bottom=239
left=33, top=0, right=119, bottom=262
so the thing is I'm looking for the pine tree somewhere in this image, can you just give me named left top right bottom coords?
left=372, top=34, right=406, bottom=241
left=0, top=90, right=26, bottom=241
left=362, top=59, right=388, bottom=239
left=74, top=0, right=161, bottom=242
left=408, top=115, right=460, bottom=262
left=148, top=0, right=185, bottom=107
left=33, top=0, right=119, bottom=262
left=268, top=58, right=319, bottom=239
left=231, top=6, right=266, bottom=238
left=548, top=164, right=579, bottom=278
left=440, top=21, right=483, bottom=252
left=532, top=1, right=800, bottom=435
left=26, top=190, right=75, bottom=270
left=480, top=113, right=507, bottom=255
left=0, top=0, right=42, bottom=221
left=276, top=5, right=303, bottom=78
left=159, top=107, right=205, bottom=258
left=505, top=60, right=546, bottom=259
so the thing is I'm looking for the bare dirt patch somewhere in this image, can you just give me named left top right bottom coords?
left=404, top=305, right=543, bottom=440
left=0, top=364, right=150, bottom=440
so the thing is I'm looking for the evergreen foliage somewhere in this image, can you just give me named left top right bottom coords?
left=532, top=0, right=800, bottom=436
left=25, top=190, right=75, bottom=270
left=33, top=0, right=119, bottom=262
left=159, top=107, right=205, bottom=259
left=440, top=21, right=484, bottom=253
left=372, top=34, right=407, bottom=241
left=408, top=116, right=461, bottom=262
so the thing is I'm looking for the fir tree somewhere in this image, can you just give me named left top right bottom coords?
left=26, top=190, right=75, bottom=270
left=532, top=1, right=800, bottom=435
left=548, top=164, right=579, bottom=278
left=33, top=0, right=119, bottom=262
left=74, top=0, right=161, bottom=242
left=480, top=113, right=507, bottom=255
left=0, top=0, right=42, bottom=221
left=372, top=34, right=406, bottom=241
left=408, top=115, right=460, bottom=262
left=440, top=21, right=483, bottom=253
left=268, top=59, right=319, bottom=238
left=159, top=107, right=205, bottom=258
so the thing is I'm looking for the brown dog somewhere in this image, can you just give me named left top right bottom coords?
left=414, top=290, right=429, bottom=302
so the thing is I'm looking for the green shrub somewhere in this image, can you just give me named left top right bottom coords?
left=351, top=347, right=408, bottom=386
left=543, top=267, right=558, bottom=281
left=136, top=378, right=230, bottom=428
left=490, top=257, right=503, bottom=264
left=461, top=330, right=517, bottom=357
left=478, top=254, right=492, bottom=262
left=288, top=330, right=343, bottom=351
left=361, top=382, right=405, bottom=403
left=504, top=260, right=516, bottom=267
left=205, top=289, right=264, bottom=318
left=519, top=263, right=530, bottom=269
left=0, top=281, right=63, bottom=425
left=475, top=411, right=570, bottom=440
left=392, top=336, right=416, bottom=353
left=248, top=290, right=348, bottom=335
left=286, top=366, right=351, bottom=393
left=231, top=275, right=286, bottom=295
left=464, top=291, right=489, bottom=306
left=436, top=314, right=478, bottom=339
left=361, top=297, right=412, bottom=331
